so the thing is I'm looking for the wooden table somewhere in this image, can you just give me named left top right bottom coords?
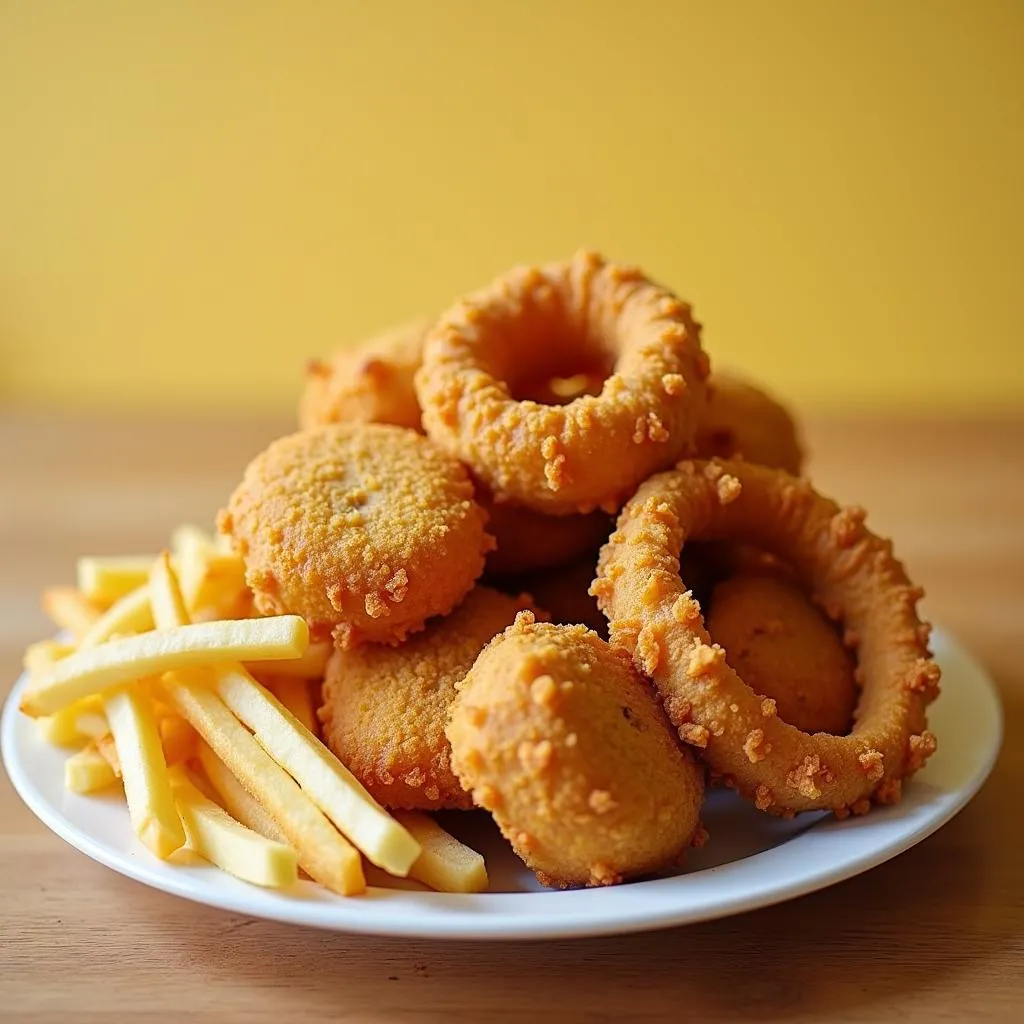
left=2, top=412, right=1021, bottom=1023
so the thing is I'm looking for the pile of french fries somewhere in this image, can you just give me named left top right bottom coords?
left=20, top=526, right=488, bottom=896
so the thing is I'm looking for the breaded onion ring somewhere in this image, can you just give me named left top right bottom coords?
left=319, top=586, right=535, bottom=811
left=694, top=375, right=803, bottom=474
left=299, top=320, right=429, bottom=432
left=448, top=614, right=705, bottom=888
left=594, top=459, right=939, bottom=816
left=415, top=251, right=710, bottom=514
left=708, top=573, right=857, bottom=735
left=219, top=423, right=492, bottom=647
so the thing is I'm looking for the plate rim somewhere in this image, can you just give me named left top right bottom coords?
left=1, top=626, right=1003, bottom=941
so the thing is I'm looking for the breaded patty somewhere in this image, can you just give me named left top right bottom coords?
left=319, top=587, right=535, bottom=811
left=220, top=423, right=492, bottom=647
left=448, top=614, right=705, bottom=888
left=708, top=573, right=857, bottom=735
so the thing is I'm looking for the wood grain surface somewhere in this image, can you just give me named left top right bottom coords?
left=1, top=411, right=1021, bottom=1024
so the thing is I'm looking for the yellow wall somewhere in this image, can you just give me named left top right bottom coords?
left=1, top=1, right=1022, bottom=414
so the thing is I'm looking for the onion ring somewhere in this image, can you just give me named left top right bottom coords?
left=593, top=458, right=939, bottom=816
left=415, top=250, right=710, bottom=514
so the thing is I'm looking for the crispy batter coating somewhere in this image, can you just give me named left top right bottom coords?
left=483, top=495, right=612, bottom=577
left=415, top=250, right=710, bottom=514
left=708, top=574, right=857, bottom=735
left=219, top=423, right=492, bottom=647
left=320, top=587, right=534, bottom=811
left=299, top=320, right=429, bottom=432
left=695, top=375, right=803, bottom=474
left=448, top=615, right=705, bottom=888
left=595, top=459, right=939, bottom=816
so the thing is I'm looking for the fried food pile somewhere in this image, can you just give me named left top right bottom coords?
left=25, top=250, right=940, bottom=894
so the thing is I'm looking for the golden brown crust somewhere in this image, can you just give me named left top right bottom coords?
left=319, top=587, right=534, bottom=810
left=694, top=375, right=803, bottom=474
left=415, top=250, right=710, bottom=514
left=220, top=423, right=492, bottom=647
left=298, top=320, right=429, bottom=432
left=707, top=574, right=857, bottom=735
left=447, top=615, right=705, bottom=888
left=509, top=557, right=607, bottom=638
left=594, top=459, right=939, bottom=816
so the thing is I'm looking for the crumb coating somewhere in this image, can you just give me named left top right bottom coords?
left=448, top=615, right=704, bottom=888
left=220, top=423, right=492, bottom=646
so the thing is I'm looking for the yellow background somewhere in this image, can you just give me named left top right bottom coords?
left=1, top=1, right=1022, bottom=414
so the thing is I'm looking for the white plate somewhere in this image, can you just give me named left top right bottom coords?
left=2, top=626, right=1002, bottom=940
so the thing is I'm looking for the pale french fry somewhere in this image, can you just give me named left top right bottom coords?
left=212, top=666, right=420, bottom=877
left=245, top=639, right=332, bottom=681
left=42, top=586, right=101, bottom=640
left=77, top=556, right=153, bottom=607
left=94, top=731, right=122, bottom=777
left=196, top=739, right=286, bottom=843
left=393, top=811, right=489, bottom=894
left=20, top=616, right=309, bottom=717
left=162, top=671, right=364, bottom=896
left=77, top=584, right=154, bottom=649
left=65, top=742, right=120, bottom=794
left=35, top=695, right=104, bottom=747
left=23, top=638, right=75, bottom=672
left=170, top=769, right=298, bottom=888
left=172, top=524, right=247, bottom=618
left=75, top=708, right=110, bottom=739
left=104, top=686, right=186, bottom=859
left=159, top=714, right=197, bottom=765
left=148, top=551, right=189, bottom=631
left=264, top=676, right=318, bottom=735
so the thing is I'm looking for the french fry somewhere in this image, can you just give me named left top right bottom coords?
left=172, top=524, right=247, bottom=619
left=23, top=638, right=75, bottom=672
left=393, top=811, right=489, bottom=894
left=41, top=586, right=100, bottom=640
left=77, top=557, right=153, bottom=607
left=65, top=743, right=120, bottom=794
left=162, top=671, right=364, bottom=896
left=170, top=769, right=298, bottom=888
left=20, top=616, right=309, bottom=717
left=245, top=639, right=332, bottom=681
left=104, top=686, right=186, bottom=859
left=94, top=731, right=122, bottom=775
left=149, top=551, right=189, bottom=631
left=36, top=695, right=105, bottom=747
left=196, top=739, right=286, bottom=843
left=77, top=584, right=154, bottom=649
left=213, top=666, right=420, bottom=877
left=159, top=714, right=197, bottom=765
left=264, top=676, right=318, bottom=735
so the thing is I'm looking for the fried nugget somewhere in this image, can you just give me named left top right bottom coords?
left=483, top=496, right=611, bottom=577
left=695, top=374, right=803, bottom=474
left=220, top=423, right=492, bottom=647
left=708, top=573, right=857, bottom=735
left=319, top=586, right=536, bottom=811
left=299, top=320, right=429, bottom=432
left=448, top=615, right=705, bottom=888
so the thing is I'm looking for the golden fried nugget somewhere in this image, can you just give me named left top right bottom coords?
left=220, top=423, right=493, bottom=647
left=299, top=320, right=430, bottom=432
left=448, top=615, right=705, bottom=888
left=320, top=587, right=536, bottom=810
left=708, top=574, right=857, bottom=735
